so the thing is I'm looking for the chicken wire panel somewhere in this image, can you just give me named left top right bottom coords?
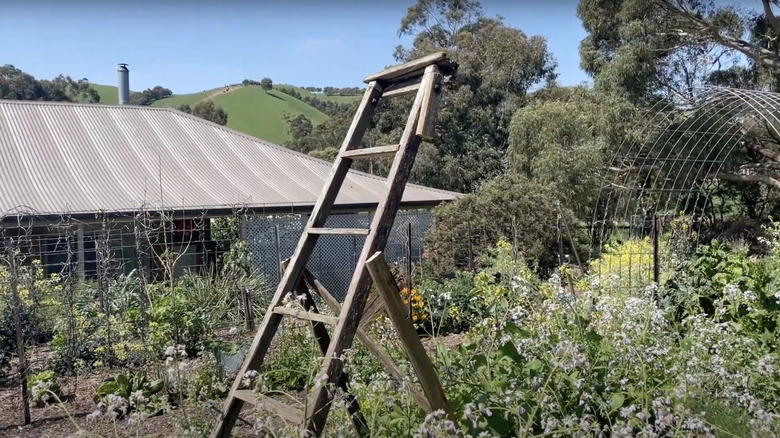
left=244, top=210, right=434, bottom=301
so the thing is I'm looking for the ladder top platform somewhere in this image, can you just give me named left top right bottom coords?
left=363, top=51, right=456, bottom=84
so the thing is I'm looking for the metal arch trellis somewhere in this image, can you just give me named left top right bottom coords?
left=588, top=86, right=780, bottom=281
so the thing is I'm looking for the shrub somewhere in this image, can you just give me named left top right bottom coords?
left=424, top=173, right=575, bottom=277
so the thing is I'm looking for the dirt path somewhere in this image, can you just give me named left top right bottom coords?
left=204, top=85, right=245, bottom=102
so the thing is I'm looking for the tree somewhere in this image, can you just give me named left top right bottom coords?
left=178, top=100, right=228, bottom=125
left=577, top=0, right=780, bottom=201
left=284, top=114, right=314, bottom=146
left=260, top=78, right=273, bottom=91
left=423, top=172, right=576, bottom=276
left=130, top=86, right=174, bottom=105
left=508, top=84, right=638, bottom=220
left=577, top=0, right=743, bottom=105
left=365, top=0, right=557, bottom=193
left=0, top=65, right=100, bottom=103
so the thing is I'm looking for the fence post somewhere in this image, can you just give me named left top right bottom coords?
left=653, top=215, right=661, bottom=287
left=243, top=286, right=254, bottom=331
left=466, top=219, right=473, bottom=271
left=407, top=221, right=413, bottom=318
left=5, top=237, right=31, bottom=425
left=274, top=224, right=283, bottom=281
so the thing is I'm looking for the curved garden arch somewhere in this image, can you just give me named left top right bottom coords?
left=587, top=86, right=780, bottom=285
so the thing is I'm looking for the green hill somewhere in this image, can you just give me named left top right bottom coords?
left=89, top=83, right=129, bottom=105
left=90, top=83, right=360, bottom=144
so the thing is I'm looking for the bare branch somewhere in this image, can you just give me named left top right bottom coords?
left=715, top=171, right=780, bottom=190
left=744, top=141, right=780, bottom=162
left=606, top=165, right=661, bottom=174
left=657, top=0, right=780, bottom=69
left=763, top=0, right=780, bottom=37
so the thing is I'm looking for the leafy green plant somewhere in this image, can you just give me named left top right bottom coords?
left=27, top=370, right=63, bottom=407
left=95, top=370, right=165, bottom=417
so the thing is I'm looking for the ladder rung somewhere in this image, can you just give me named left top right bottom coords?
left=382, top=81, right=421, bottom=98
left=342, top=145, right=399, bottom=159
left=273, top=306, right=340, bottom=325
left=233, top=390, right=303, bottom=423
left=308, top=227, right=370, bottom=236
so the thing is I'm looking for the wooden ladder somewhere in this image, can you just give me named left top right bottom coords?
left=210, top=52, right=458, bottom=438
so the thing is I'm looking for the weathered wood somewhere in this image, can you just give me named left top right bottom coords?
left=304, top=66, right=436, bottom=436
left=364, top=51, right=449, bottom=83
left=302, top=268, right=432, bottom=412
left=416, top=66, right=443, bottom=140
left=273, top=306, right=340, bottom=325
left=284, top=260, right=370, bottom=437
left=365, top=251, right=455, bottom=423
left=209, top=81, right=384, bottom=438
left=5, top=238, right=30, bottom=426
left=233, top=390, right=303, bottom=424
left=341, top=145, right=400, bottom=159
left=308, top=228, right=370, bottom=236
left=381, top=77, right=422, bottom=98
left=212, top=52, right=454, bottom=438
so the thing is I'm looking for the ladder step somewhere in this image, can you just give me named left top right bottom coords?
left=273, top=306, right=340, bottom=325
left=364, top=51, right=450, bottom=83
left=382, top=80, right=421, bottom=98
left=233, top=390, right=303, bottom=423
left=342, top=145, right=399, bottom=159
left=308, top=227, right=370, bottom=236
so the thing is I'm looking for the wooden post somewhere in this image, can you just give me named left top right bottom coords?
left=274, top=224, right=283, bottom=281
left=76, top=224, right=85, bottom=281
left=5, top=238, right=31, bottom=425
left=466, top=219, right=473, bottom=271
left=557, top=215, right=564, bottom=266
left=406, top=221, right=413, bottom=318
left=365, top=251, right=455, bottom=425
left=243, top=286, right=254, bottom=331
left=653, top=216, right=661, bottom=286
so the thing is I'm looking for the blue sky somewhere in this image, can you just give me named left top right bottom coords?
left=0, top=0, right=761, bottom=94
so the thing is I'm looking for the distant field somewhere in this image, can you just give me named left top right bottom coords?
left=279, top=85, right=361, bottom=104
left=88, top=84, right=127, bottom=105
left=212, top=86, right=329, bottom=144
left=88, top=83, right=359, bottom=144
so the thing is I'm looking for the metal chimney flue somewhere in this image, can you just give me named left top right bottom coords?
left=117, top=63, right=130, bottom=105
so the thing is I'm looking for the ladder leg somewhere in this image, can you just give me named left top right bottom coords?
left=290, top=266, right=370, bottom=437
left=304, top=65, right=443, bottom=436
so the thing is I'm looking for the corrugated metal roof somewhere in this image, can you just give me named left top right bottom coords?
left=0, top=100, right=460, bottom=218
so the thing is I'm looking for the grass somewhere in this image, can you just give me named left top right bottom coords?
left=277, top=85, right=361, bottom=104
left=209, top=86, right=329, bottom=144
left=88, top=83, right=359, bottom=144
left=87, top=83, right=127, bottom=105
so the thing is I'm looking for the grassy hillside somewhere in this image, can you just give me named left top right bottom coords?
left=212, top=87, right=330, bottom=144
left=277, top=85, right=360, bottom=104
left=89, top=83, right=360, bottom=144
left=89, top=84, right=128, bottom=105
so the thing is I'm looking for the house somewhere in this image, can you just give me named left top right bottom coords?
left=0, top=70, right=458, bottom=296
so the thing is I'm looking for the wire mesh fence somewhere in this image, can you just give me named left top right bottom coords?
left=243, top=210, right=432, bottom=301
left=0, top=206, right=436, bottom=426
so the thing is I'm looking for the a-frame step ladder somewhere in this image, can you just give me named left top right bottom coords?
left=210, top=52, right=458, bottom=438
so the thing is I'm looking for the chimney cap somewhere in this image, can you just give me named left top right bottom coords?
left=118, top=63, right=129, bottom=69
